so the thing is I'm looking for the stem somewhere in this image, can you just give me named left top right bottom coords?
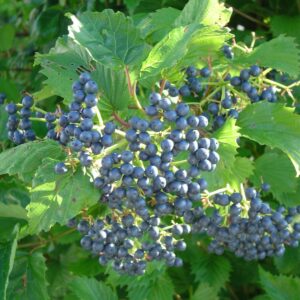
left=113, top=112, right=130, bottom=128
left=33, top=106, right=48, bottom=115
left=18, top=228, right=76, bottom=250
left=263, top=78, right=287, bottom=89
left=172, top=160, right=187, bottom=166
left=133, top=81, right=144, bottom=112
left=125, top=65, right=133, bottom=96
left=29, top=117, right=47, bottom=123
left=204, top=187, right=229, bottom=198
left=159, top=79, right=166, bottom=94
left=95, top=106, right=104, bottom=127
left=124, top=65, right=144, bottom=112
left=115, top=129, right=126, bottom=137
left=95, top=139, right=128, bottom=159
left=229, top=5, right=269, bottom=28
left=233, top=43, right=248, bottom=53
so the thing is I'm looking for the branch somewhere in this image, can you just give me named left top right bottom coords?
left=113, top=112, right=130, bottom=128
left=229, top=5, right=269, bottom=29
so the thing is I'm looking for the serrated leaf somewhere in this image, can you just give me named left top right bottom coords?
left=68, top=10, right=149, bottom=68
left=0, top=176, right=30, bottom=208
left=0, top=224, right=18, bottom=300
left=92, top=63, right=131, bottom=110
left=251, top=151, right=298, bottom=206
left=124, top=0, right=141, bottom=14
left=174, top=0, right=232, bottom=27
left=259, top=267, right=300, bottom=300
left=190, top=283, right=219, bottom=300
left=27, top=158, right=99, bottom=234
left=36, top=37, right=132, bottom=110
left=0, top=203, right=27, bottom=220
left=0, top=218, right=25, bottom=242
left=35, top=36, right=92, bottom=103
left=274, top=246, right=300, bottom=276
left=0, top=140, right=65, bottom=182
left=47, top=260, right=74, bottom=299
left=236, top=35, right=300, bottom=77
left=107, top=262, right=174, bottom=300
left=67, top=257, right=104, bottom=277
left=179, top=25, right=232, bottom=66
left=140, top=23, right=201, bottom=86
left=140, top=20, right=231, bottom=85
left=270, top=15, right=300, bottom=44
left=190, top=249, right=231, bottom=291
left=70, top=277, right=117, bottom=300
left=237, top=102, right=300, bottom=176
left=7, top=252, right=49, bottom=300
left=139, top=7, right=180, bottom=42
left=203, top=119, right=252, bottom=190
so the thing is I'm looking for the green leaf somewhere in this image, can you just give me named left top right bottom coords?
left=238, top=102, right=300, bottom=176
left=190, top=283, right=219, bottom=300
left=190, top=249, right=232, bottom=291
left=251, top=151, right=298, bottom=206
left=46, top=260, right=74, bottom=299
left=67, top=257, right=104, bottom=277
left=7, top=252, right=49, bottom=300
left=259, top=267, right=300, bottom=300
left=0, top=140, right=65, bottom=182
left=140, top=23, right=201, bottom=86
left=270, top=15, right=300, bottom=44
left=124, top=0, right=141, bottom=14
left=35, top=37, right=92, bottom=103
left=274, top=246, right=300, bottom=276
left=70, top=277, right=117, bottom=300
left=0, top=77, right=21, bottom=102
left=0, top=176, right=30, bottom=238
left=139, top=7, right=180, bottom=42
left=174, top=0, right=232, bottom=27
left=0, top=224, right=18, bottom=300
left=31, top=6, right=67, bottom=45
left=0, top=24, right=15, bottom=51
left=0, top=203, right=27, bottom=220
left=179, top=25, right=232, bottom=66
left=0, top=105, right=8, bottom=141
left=68, top=10, right=149, bottom=67
left=236, top=35, right=300, bottom=77
left=140, top=23, right=231, bottom=86
left=107, top=262, right=174, bottom=300
left=27, top=158, right=99, bottom=234
left=203, top=119, right=253, bottom=190
left=92, top=63, right=131, bottom=110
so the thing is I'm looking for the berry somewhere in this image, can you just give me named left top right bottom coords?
left=54, top=162, right=68, bottom=174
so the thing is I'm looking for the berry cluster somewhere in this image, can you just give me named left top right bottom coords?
left=5, top=95, right=36, bottom=144
left=164, top=61, right=278, bottom=131
left=186, top=187, right=300, bottom=260
left=76, top=88, right=221, bottom=274
left=1, top=68, right=298, bottom=276
left=52, top=72, right=114, bottom=173
left=76, top=215, right=189, bottom=275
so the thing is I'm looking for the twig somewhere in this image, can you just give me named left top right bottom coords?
left=113, top=112, right=130, bottom=128
left=159, top=79, right=167, bottom=94
left=125, top=65, right=133, bottom=96
left=229, top=5, right=269, bottom=29
left=18, top=228, right=76, bottom=250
